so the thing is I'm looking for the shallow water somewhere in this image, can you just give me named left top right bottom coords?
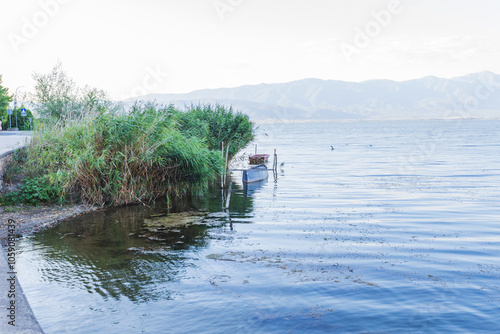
left=13, top=119, right=500, bottom=333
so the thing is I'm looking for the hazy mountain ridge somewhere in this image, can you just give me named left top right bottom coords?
left=129, top=71, right=500, bottom=121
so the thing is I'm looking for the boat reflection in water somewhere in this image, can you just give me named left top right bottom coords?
left=243, top=177, right=268, bottom=197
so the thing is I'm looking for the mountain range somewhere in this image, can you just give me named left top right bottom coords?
left=126, top=71, right=500, bottom=121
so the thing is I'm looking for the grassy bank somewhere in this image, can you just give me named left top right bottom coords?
left=1, top=103, right=254, bottom=207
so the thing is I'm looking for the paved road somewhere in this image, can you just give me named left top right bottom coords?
left=0, top=131, right=32, bottom=157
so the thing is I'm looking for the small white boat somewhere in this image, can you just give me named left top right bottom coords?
left=228, top=152, right=275, bottom=185
left=242, top=164, right=268, bottom=184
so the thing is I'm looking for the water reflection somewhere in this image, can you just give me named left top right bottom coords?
left=191, top=176, right=258, bottom=218
left=28, top=182, right=257, bottom=304
left=243, top=178, right=268, bottom=197
left=15, top=120, right=500, bottom=333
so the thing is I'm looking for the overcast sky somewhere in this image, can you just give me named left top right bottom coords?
left=1, top=0, right=500, bottom=99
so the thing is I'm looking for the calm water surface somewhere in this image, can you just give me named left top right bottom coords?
left=13, top=119, right=500, bottom=333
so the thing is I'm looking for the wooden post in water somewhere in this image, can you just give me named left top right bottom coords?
left=273, top=149, right=278, bottom=181
left=223, top=142, right=230, bottom=188
left=274, top=149, right=277, bottom=171
left=221, top=142, right=224, bottom=188
left=224, top=182, right=232, bottom=209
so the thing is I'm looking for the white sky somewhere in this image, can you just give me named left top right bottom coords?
left=1, top=0, right=500, bottom=99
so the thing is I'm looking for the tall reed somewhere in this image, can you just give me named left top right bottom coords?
left=173, top=103, right=255, bottom=160
left=21, top=105, right=223, bottom=206
left=2, top=103, right=254, bottom=207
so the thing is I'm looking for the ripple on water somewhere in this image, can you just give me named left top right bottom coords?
left=14, top=120, right=500, bottom=333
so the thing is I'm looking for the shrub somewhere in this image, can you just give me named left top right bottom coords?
left=0, top=175, right=63, bottom=206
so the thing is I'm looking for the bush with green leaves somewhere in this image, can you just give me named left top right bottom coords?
left=0, top=75, right=13, bottom=129
left=1, top=107, right=35, bottom=130
left=1, top=176, right=63, bottom=206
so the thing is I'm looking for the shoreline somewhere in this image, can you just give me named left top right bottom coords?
left=0, top=202, right=97, bottom=334
left=0, top=204, right=99, bottom=245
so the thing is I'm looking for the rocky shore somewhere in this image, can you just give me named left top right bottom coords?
left=0, top=204, right=98, bottom=245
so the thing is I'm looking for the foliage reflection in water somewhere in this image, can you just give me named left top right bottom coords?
left=15, top=120, right=500, bottom=333
left=23, top=182, right=254, bottom=305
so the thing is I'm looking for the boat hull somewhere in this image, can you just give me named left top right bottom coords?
left=243, top=165, right=268, bottom=184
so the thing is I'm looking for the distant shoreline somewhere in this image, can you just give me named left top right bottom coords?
left=253, top=116, right=500, bottom=124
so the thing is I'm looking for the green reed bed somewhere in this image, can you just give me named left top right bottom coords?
left=1, top=103, right=254, bottom=207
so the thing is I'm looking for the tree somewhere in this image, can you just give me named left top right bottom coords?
left=32, top=61, right=113, bottom=120
left=0, top=75, right=13, bottom=130
left=10, top=106, right=35, bottom=130
left=32, top=61, right=76, bottom=119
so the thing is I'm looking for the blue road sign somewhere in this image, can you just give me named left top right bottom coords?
left=7, top=109, right=12, bottom=115
left=21, top=108, right=27, bottom=116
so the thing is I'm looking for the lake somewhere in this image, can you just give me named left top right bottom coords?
left=14, top=119, right=500, bottom=333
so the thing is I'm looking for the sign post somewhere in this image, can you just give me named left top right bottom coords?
left=14, top=101, right=18, bottom=129
left=21, top=108, right=27, bottom=130
left=7, top=109, right=12, bottom=128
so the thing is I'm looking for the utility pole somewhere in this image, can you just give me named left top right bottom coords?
left=14, top=86, right=24, bottom=130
